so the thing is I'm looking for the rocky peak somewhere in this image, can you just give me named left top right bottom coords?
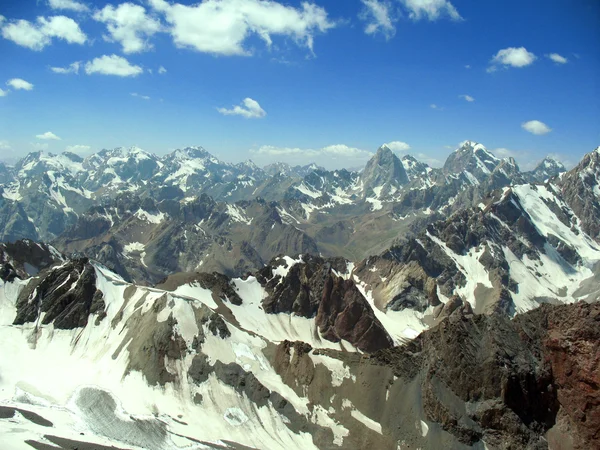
left=401, top=154, right=434, bottom=181
left=527, top=156, right=566, bottom=182
left=487, top=157, right=524, bottom=187
left=14, top=151, right=43, bottom=171
left=237, top=159, right=259, bottom=170
left=235, top=160, right=266, bottom=180
left=14, top=151, right=84, bottom=178
left=264, top=162, right=292, bottom=177
left=443, top=141, right=500, bottom=182
left=169, top=146, right=220, bottom=164
left=360, top=145, right=409, bottom=196
left=82, top=147, right=159, bottom=188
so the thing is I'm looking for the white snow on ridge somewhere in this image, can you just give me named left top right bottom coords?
left=171, top=281, right=218, bottom=309
left=226, top=204, right=253, bottom=225
left=426, top=232, right=493, bottom=309
left=1, top=184, right=22, bottom=201
left=230, top=276, right=357, bottom=351
left=295, top=183, right=322, bottom=199
left=0, top=265, right=328, bottom=450
left=513, top=184, right=600, bottom=260
left=271, top=255, right=303, bottom=279
left=353, top=277, right=427, bottom=344
left=123, top=241, right=145, bottom=255
left=134, top=208, right=165, bottom=224
left=366, top=197, right=383, bottom=211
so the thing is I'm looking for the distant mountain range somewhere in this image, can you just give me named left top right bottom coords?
left=0, top=142, right=571, bottom=283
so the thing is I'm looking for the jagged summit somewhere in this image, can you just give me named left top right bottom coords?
left=443, top=141, right=500, bottom=183
left=558, top=146, right=600, bottom=241
left=361, top=145, right=409, bottom=196
left=526, top=155, right=566, bottom=182
left=170, top=145, right=213, bottom=160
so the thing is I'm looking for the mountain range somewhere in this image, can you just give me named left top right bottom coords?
left=1, top=142, right=599, bottom=449
left=0, top=141, right=570, bottom=284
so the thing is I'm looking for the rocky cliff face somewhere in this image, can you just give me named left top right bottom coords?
left=360, top=145, right=409, bottom=197
left=13, top=257, right=105, bottom=329
left=317, top=275, right=393, bottom=352
left=558, top=147, right=600, bottom=241
left=516, top=302, right=600, bottom=449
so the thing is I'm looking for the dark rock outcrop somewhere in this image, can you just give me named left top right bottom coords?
left=13, top=258, right=105, bottom=329
left=316, top=275, right=393, bottom=353
left=367, top=302, right=599, bottom=449
left=258, top=255, right=348, bottom=317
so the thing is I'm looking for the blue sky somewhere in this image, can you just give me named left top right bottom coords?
left=0, top=0, right=598, bottom=170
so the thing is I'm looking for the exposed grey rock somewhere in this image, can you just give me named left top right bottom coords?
left=361, top=145, right=409, bottom=197
left=13, top=258, right=105, bottom=329
left=558, top=147, right=600, bottom=241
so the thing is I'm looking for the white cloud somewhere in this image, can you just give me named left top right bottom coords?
left=320, top=144, right=372, bottom=158
left=36, top=131, right=61, bottom=140
left=65, top=144, right=92, bottom=155
left=360, top=0, right=395, bottom=40
left=522, top=120, right=551, bottom=135
left=149, top=0, right=335, bottom=56
left=253, top=144, right=372, bottom=159
left=384, top=141, right=411, bottom=152
left=94, top=3, right=163, bottom=54
left=39, top=16, right=87, bottom=43
left=547, top=53, right=568, bottom=64
left=84, top=54, right=143, bottom=77
left=430, top=103, right=443, bottom=110
left=1, top=20, right=49, bottom=50
left=48, top=0, right=89, bottom=12
left=218, top=98, right=266, bottom=119
left=464, top=64, right=471, bottom=69
left=400, top=0, right=462, bottom=21
left=131, top=92, right=150, bottom=100
left=0, top=88, right=8, bottom=96
left=1, top=15, right=87, bottom=51
left=7, top=78, right=34, bottom=90
left=50, top=61, right=80, bottom=74
left=489, top=47, right=536, bottom=72
left=459, top=94, right=474, bottom=102
left=158, top=65, right=167, bottom=74
left=0, top=140, right=11, bottom=150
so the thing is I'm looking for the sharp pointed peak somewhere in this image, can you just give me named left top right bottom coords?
left=377, top=144, right=394, bottom=153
